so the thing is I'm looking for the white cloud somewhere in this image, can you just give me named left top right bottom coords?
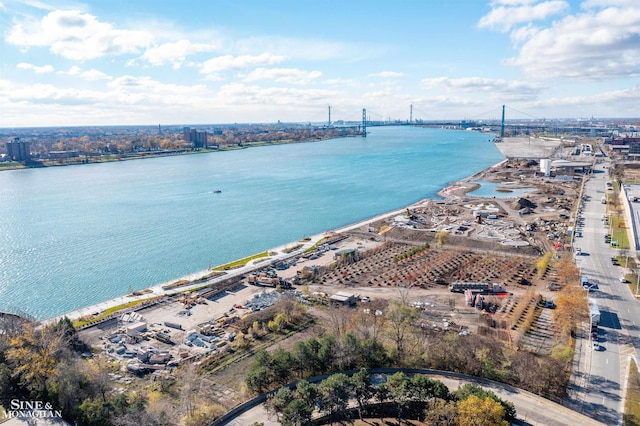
left=57, top=66, right=112, bottom=81
left=506, top=5, right=640, bottom=79
left=16, top=62, right=54, bottom=73
left=6, top=10, right=154, bottom=60
left=60, top=65, right=81, bottom=76
left=582, top=0, right=638, bottom=7
left=1, top=81, right=107, bottom=104
left=242, top=68, right=322, bottom=84
left=106, top=75, right=208, bottom=105
left=323, top=78, right=359, bottom=87
left=142, top=40, right=218, bottom=68
left=234, top=36, right=352, bottom=61
left=422, top=76, right=542, bottom=96
left=216, top=83, right=337, bottom=106
left=0, top=75, right=210, bottom=112
left=107, top=75, right=156, bottom=90
left=489, top=0, right=538, bottom=5
left=0, top=78, right=197, bottom=125
left=0, top=77, right=340, bottom=125
left=523, top=85, right=640, bottom=116
left=80, top=69, right=112, bottom=81
left=509, top=24, right=541, bottom=43
left=199, top=53, right=285, bottom=76
left=11, top=0, right=58, bottom=11
left=478, top=1, right=569, bottom=32
left=368, top=71, right=404, bottom=78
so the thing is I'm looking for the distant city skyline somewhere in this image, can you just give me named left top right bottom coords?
left=1, top=0, right=639, bottom=128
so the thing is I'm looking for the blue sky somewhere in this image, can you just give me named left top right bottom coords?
left=1, top=0, right=638, bottom=127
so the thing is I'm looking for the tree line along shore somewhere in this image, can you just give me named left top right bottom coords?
left=0, top=124, right=362, bottom=170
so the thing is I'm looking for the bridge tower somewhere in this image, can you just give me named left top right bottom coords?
left=410, top=104, right=413, bottom=124
left=362, top=108, right=367, bottom=137
left=501, top=104, right=505, bottom=138
left=328, top=105, right=331, bottom=127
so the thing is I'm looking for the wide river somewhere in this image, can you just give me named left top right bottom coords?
left=0, top=126, right=503, bottom=319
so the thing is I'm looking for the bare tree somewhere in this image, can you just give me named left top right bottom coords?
left=349, top=300, right=387, bottom=340
left=385, top=301, right=419, bottom=361
left=326, top=305, right=353, bottom=337
left=178, top=363, right=200, bottom=418
left=87, top=356, right=116, bottom=401
left=395, top=282, right=415, bottom=306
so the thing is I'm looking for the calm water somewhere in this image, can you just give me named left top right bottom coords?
left=0, top=126, right=502, bottom=319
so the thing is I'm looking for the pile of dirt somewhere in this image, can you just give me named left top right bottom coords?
left=511, top=198, right=537, bottom=210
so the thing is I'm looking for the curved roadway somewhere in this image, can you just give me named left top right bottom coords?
left=220, top=369, right=605, bottom=426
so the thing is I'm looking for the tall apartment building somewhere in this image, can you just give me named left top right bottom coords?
left=183, top=127, right=208, bottom=148
left=5, top=137, right=30, bottom=162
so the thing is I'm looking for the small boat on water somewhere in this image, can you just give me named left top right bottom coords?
left=213, top=190, right=222, bottom=193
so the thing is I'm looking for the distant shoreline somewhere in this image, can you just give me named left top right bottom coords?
left=0, top=132, right=363, bottom=172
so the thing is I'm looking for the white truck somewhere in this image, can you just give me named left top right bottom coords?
left=589, top=298, right=601, bottom=325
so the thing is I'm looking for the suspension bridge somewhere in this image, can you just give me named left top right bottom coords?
left=316, top=105, right=615, bottom=138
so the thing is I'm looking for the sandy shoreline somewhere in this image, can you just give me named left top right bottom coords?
left=43, top=137, right=555, bottom=324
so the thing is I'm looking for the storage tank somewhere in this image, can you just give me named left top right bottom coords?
left=540, top=159, right=551, bottom=177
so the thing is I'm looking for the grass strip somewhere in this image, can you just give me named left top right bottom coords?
left=72, top=297, right=161, bottom=328
left=624, top=358, right=640, bottom=426
left=213, top=251, right=270, bottom=270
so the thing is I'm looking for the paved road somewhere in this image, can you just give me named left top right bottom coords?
left=570, top=161, right=639, bottom=425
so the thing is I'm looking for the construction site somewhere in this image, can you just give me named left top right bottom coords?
left=76, top=137, right=593, bottom=385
